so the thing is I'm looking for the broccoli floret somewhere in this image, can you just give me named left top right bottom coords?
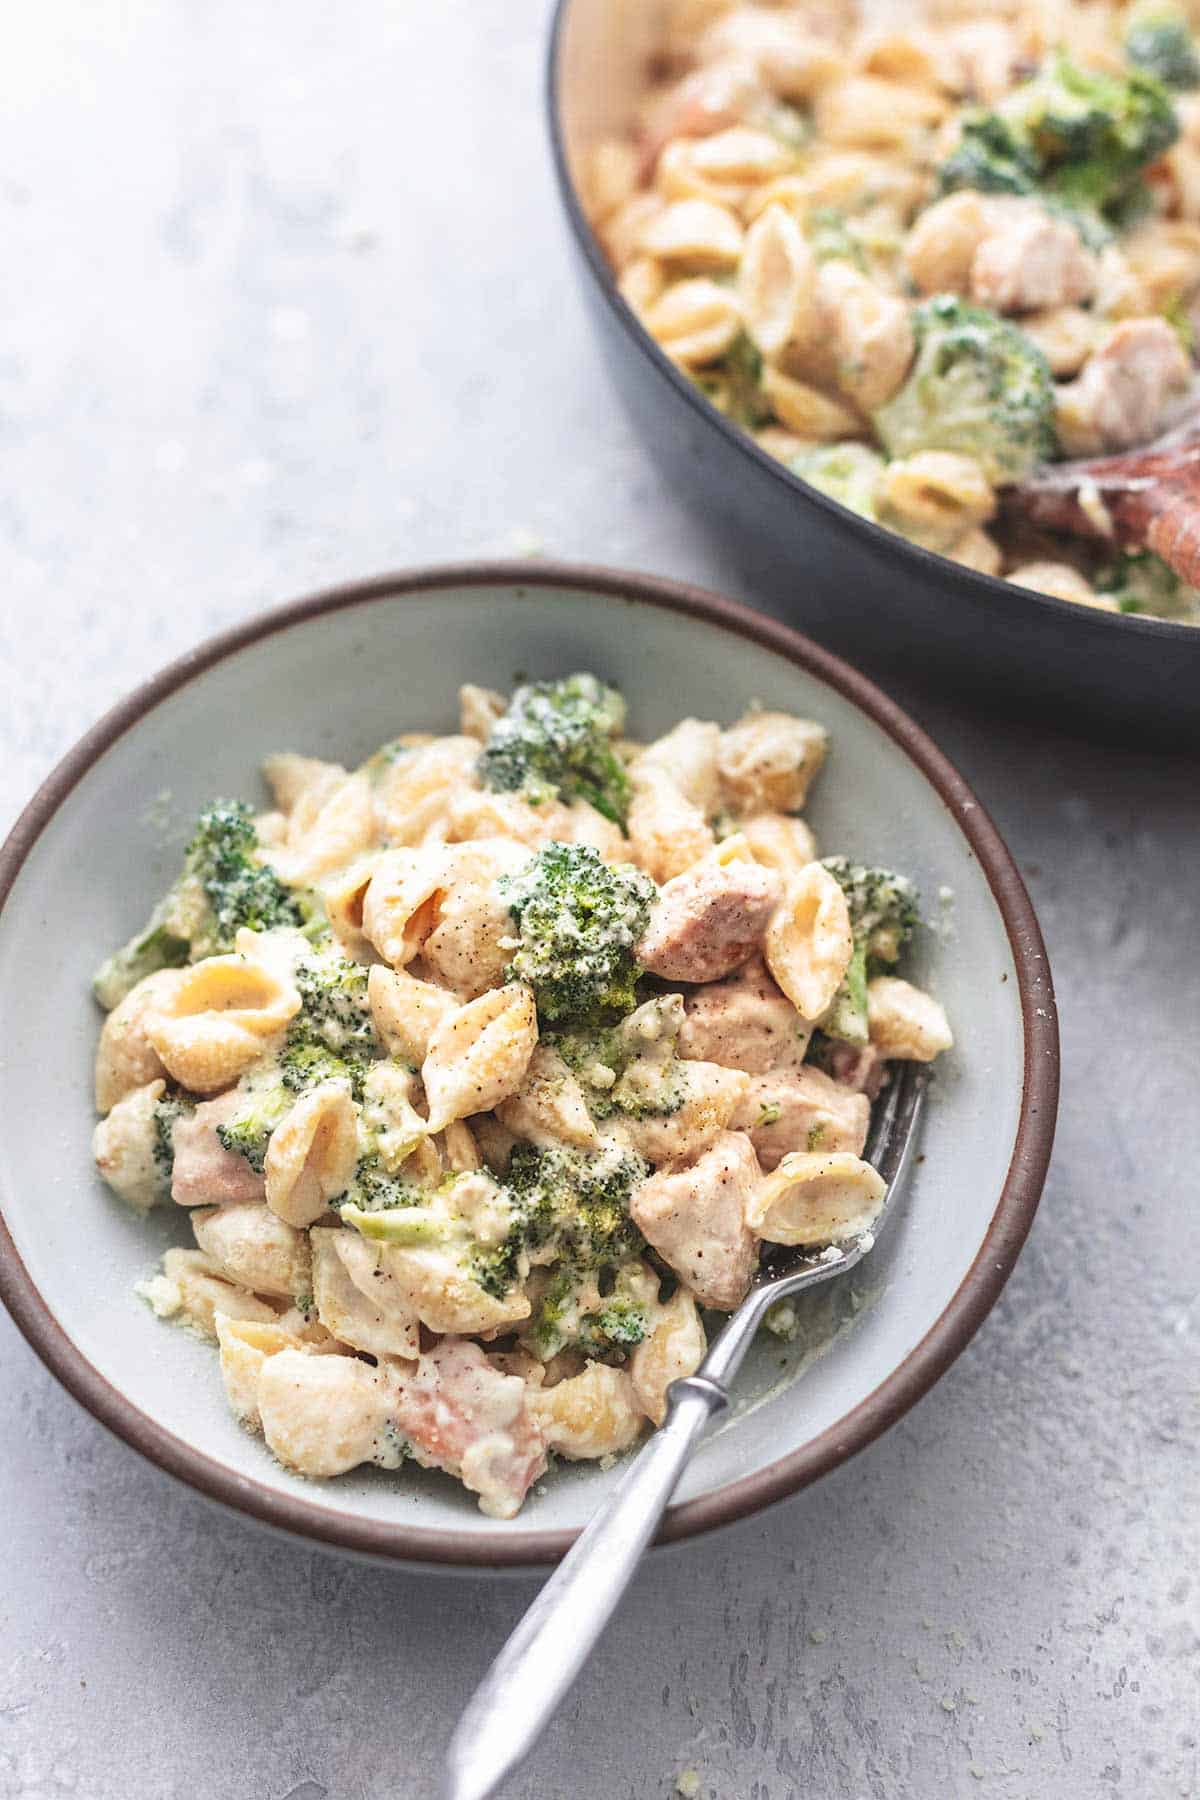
left=503, top=1142, right=648, bottom=1272
left=525, top=1262, right=651, bottom=1362
left=790, top=444, right=886, bottom=521
left=1094, top=548, right=1200, bottom=618
left=938, top=110, right=1041, bottom=198
left=477, top=674, right=630, bottom=826
left=331, top=1152, right=420, bottom=1215
left=501, top=843, right=655, bottom=1026
left=938, top=55, right=1178, bottom=215
left=280, top=945, right=379, bottom=1099
left=151, top=1092, right=192, bottom=1183
left=93, top=799, right=308, bottom=1010
left=941, top=53, right=1178, bottom=216
left=692, top=331, right=774, bottom=431
left=1126, top=6, right=1200, bottom=89
left=215, top=1080, right=293, bottom=1173
left=820, top=857, right=919, bottom=1046
left=871, top=296, right=1055, bottom=485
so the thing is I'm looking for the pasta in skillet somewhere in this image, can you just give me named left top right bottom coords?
left=586, top=0, right=1200, bottom=621
left=91, top=674, right=952, bottom=1518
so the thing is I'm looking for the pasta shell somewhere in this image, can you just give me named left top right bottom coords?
left=156, top=1246, right=278, bottom=1340
left=644, top=277, right=743, bottom=367
left=738, top=203, right=817, bottom=360
left=631, top=1286, right=706, bottom=1426
left=764, top=863, right=853, bottom=1020
left=322, top=851, right=386, bottom=963
left=496, top=1043, right=601, bottom=1150
left=368, top=964, right=458, bottom=1062
left=639, top=197, right=745, bottom=271
left=531, top=1363, right=644, bottom=1461
left=717, top=711, right=828, bottom=816
left=309, top=1226, right=421, bottom=1361
left=215, top=1315, right=309, bottom=1428
left=422, top=984, right=538, bottom=1133
left=261, top=753, right=344, bottom=815
left=746, top=1150, right=887, bottom=1245
left=739, top=813, right=819, bottom=880
left=191, top=1202, right=311, bottom=1300
left=146, top=953, right=301, bottom=1094
left=273, top=769, right=377, bottom=885
left=458, top=683, right=507, bottom=741
left=373, top=735, right=480, bottom=845
left=257, top=1348, right=408, bottom=1478
left=264, top=1078, right=359, bottom=1227
left=867, top=976, right=954, bottom=1061
left=92, top=1078, right=168, bottom=1213
left=361, top=847, right=445, bottom=967
left=93, top=968, right=184, bottom=1113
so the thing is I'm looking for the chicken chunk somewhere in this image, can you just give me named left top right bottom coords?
left=1056, top=318, right=1192, bottom=458
left=732, top=1065, right=870, bottom=1172
left=636, top=850, right=780, bottom=984
left=969, top=200, right=1097, bottom=315
left=617, top=1060, right=750, bottom=1164
left=393, top=1338, right=548, bottom=1519
left=630, top=1129, right=761, bottom=1310
left=170, top=1089, right=267, bottom=1208
left=677, top=956, right=810, bottom=1073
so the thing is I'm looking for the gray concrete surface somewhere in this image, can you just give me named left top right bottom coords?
left=1, top=5, right=1197, bottom=1797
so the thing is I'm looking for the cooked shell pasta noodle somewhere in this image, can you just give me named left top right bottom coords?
left=273, top=770, right=376, bottom=885
left=322, top=851, right=385, bottom=963
left=760, top=366, right=862, bottom=441
left=638, top=197, right=745, bottom=271
left=627, top=767, right=715, bottom=883
left=216, top=1315, right=310, bottom=1428
left=156, top=1247, right=278, bottom=1339
left=421, top=983, right=538, bottom=1133
left=373, top=735, right=480, bottom=845
left=739, top=812, right=819, bottom=878
left=582, top=137, right=640, bottom=222
left=903, top=191, right=990, bottom=296
left=746, top=1150, right=887, bottom=1245
left=717, top=710, right=828, bottom=815
left=531, top=1362, right=644, bottom=1460
left=458, top=683, right=507, bottom=741
left=636, top=718, right=721, bottom=812
left=618, top=1059, right=751, bottom=1163
left=93, top=969, right=182, bottom=1113
left=496, top=1043, right=600, bottom=1150
left=815, top=262, right=915, bottom=412
left=812, top=76, right=947, bottom=149
left=630, top=1287, right=707, bottom=1426
left=737, top=203, right=818, bottom=360
left=600, top=192, right=666, bottom=271
left=764, top=863, right=854, bottom=1020
left=644, top=277, right=743, bottom=366
left=257, top=1349, right=407, bottom=1479
left=946, top=526, right=1003, bottom=576
left=1019, top=306, right=1097, bottom=377
left=309, top=1227, right=421, bottom=1360
left=368, top=963, right=457, bottom=1063
left=146, top=953, right=301, bottom=1094
left=361, top=846, right=445, bottom=967
left=866, top=976, right=955, bottom=1060
left=698, top=8, right=845, bottom=99
left=93, top=1078, right=168, bottom=1213
left=264, top=1078, right=359, bottom=1227
left=192, top=1202, right=311, bottom=1300
left=617, top=254, right=667, bottom=316
left=879, top=451, right=995, bottom=550
left=261, top=752, right=344, bottom=815
left=1007, top=562, right=1113, bottom=609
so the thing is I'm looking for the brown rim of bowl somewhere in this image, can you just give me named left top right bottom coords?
left=544, top=1, right=1200, bottom=647
left=0, top=561, right=1058, bottom=1569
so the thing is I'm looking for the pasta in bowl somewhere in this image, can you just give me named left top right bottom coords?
left=0, top=567, right=1055, bottom=1563
left=575, top=0, right=1200, bottom=620
left=91, top=675, right=954, bottom=1520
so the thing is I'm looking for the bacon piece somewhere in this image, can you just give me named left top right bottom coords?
left=1006, top=396, right=1200, bottom=587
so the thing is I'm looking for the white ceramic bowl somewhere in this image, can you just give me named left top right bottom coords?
left=0, top=564, right=1057, bottom=1567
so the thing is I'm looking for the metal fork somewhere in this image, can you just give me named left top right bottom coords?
left=443, top=1065, right=929, bottom=1800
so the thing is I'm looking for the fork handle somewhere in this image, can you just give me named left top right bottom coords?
left=442, top=1374, right=728, bottom=1800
